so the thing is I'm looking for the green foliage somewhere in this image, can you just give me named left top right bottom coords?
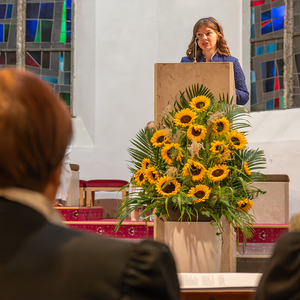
left=116, top=84, right=267, bottom=250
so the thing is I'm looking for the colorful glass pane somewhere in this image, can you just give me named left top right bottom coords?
left=261, top=10, right=271, bottom=21
left=261, top=22, right=272, bottom=34
left=252, top=1, right=265, bottom=6
left=274, top=97, right=280, bottom=109
left=42, top=76, right=58, bottom=84
left=251, top=24, right=255, bottom=39
left=280, top=96, right=284, bottom=108
left=273, top=17, right=284, bottom=31
left=41, top=20, right=52, bottom=42
left=276, top=59, right=284, bottom=76
left=0, top=24, right=3, bottom=42
left=266, top=44, right=276, bottom=53
left=66, top=9, right=71, bottom=21
left=66, top=0, right=72, bottom=9
left=26, top=52, right=40, bottom=68
left=29, top=51, right=41, bottom=65
left=0, top=52, right=5, bottom=64
left=60, top=92, right=70, bottom=105
left=266, top=99, right=274, bottom=110
left=40, top=3, right=54, bottom=19
left=64, top=51, right=70, bottom=71
left=277, top=42, right=283, bottom=50
left=251, top=102, right=266, bottom=111
left=42, top=51, right=50, bottom=69
left=35, top=20, right=41, bottom=42
left=251, top=71, right=256, bottom=83
left=256, top=46, right=264, bottom=55
left=7, top=52, right=16, bottom=65
left=261, top=61, right=275, bottom=79
left=64, top=72, right=70, bottom=85
left=0, top=4, right=5, bottom=19
left=272, top=5, right=285, bottom=18
left=66, top=31, right=71, bottom=43
left=251, top=8, right=255, bottom=25
left=263, top=78, right=275, bottom=92
left=275, top=77, right=279, bottom=90
left=251, top=83, right=257, bottom=104
left=6, top=4, right=12, bottom=19
left=26, top=3, right=39, bottom=19
left=26, top=20, right=38, bottom=42
left=4, top=24, right=9, bottom=42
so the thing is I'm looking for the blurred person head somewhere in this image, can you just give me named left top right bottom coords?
left=0, top=68, right=72, bottom=198
left=146, top=121, right=155, bottom=129
left=186, top=17, right=230, bottom=61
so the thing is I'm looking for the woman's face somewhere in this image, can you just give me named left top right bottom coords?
left=196, top=25, right=218, bottom=53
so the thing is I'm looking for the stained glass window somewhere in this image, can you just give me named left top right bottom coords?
left=251, top=0, right=300, bottom=110
left=0, top=0, right=73, bottom=111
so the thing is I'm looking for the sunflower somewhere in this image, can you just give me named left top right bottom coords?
left=173, top=108, right=197, bottom=127
left=141, top=158, right=151, bottom=170
left=187, top=184, right=211, bottom=203
left=135, top=169, right=146, bottom=186
left=150, top=130, right=170, bottom=148
left=213, top=117, right=230, bottom=136
left=190, top=95, right=211, bottom=113
left=210, top=141, right=229, bottom=155
left=207, top=164, right=229, bottom=182
left=156, top=176, right=181, bottom=197
left=237, top=198, right=253, bottom=213
left=161, top=143, right=183, bottom=165
left=187, top=125, right=207, bottom=142
left=146, top=167, right=159, bottom=184
left=227, top=130, right=247, bottom=150
left=243, top=161, right=251, bottom=176
left=182, top=160, right=207, bottom=181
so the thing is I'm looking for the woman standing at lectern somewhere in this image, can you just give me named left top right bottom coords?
left=181, top=17, right=249, bottom=105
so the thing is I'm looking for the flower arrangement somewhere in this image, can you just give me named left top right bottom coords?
left=116, top=84, right=266, bottom=246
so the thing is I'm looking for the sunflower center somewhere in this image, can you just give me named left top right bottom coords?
left=167, top=149, right=173, bottom=159
left=216, top=145, right=224, bottom=154
left=157, top=136, right=166, bottom=143
left=162, top=182, right=175, bottom=193
left=216, top=122, right=224, bottom=132
left=194, top=190, right=205, bottom=198
left=241, top=203, right=247, bottom=208
left=180, top=115, right=192, bottom=123
left=145, top=162, right=150, bottom=168
left=139, top=173, right=144, bottom=181
left=151, top=172, right=157, bottom=180
left=191, top=165, right=201, bottom=176
left=191, top=127, right=202, bottom=136
left=212, top=169, right=224, bottom=177
left=196, top=102, right=205, bottom=109
left=231, top=137, right=240, bottom=145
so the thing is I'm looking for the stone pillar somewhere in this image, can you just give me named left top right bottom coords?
left=283, top=0, right=294, bottom=108
left=16, top=0, right=26, bottom=69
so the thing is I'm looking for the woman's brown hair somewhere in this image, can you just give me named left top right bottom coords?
left=186, top=17, right=231, bottom=61
left=0, top=68, right=73, bottom=192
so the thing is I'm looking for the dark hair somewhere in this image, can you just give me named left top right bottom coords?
left=186, top=16, right=231, bottom=61
left=0, top=68, right=73, bottom=192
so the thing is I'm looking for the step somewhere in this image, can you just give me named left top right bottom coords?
left=55, top=206, right=103, bottom=221
left=65, top=219, right=154, bottom=239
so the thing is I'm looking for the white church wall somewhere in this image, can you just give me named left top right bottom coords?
left=246, top=109, right=300, bottom=218
left=72, top=0, right=247, bottom=179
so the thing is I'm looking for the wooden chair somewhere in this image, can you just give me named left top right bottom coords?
left=85, top=179, right=129, bottom=206
left=79, top=180, right=87, bottom=206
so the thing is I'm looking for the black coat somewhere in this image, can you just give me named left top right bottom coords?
left=0, top=197, right=180, bottom=300
left=254, top=232, right=300, bottom=300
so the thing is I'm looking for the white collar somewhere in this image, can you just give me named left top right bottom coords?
left=0, top=187, right=64, bottom=227
left=211, top=50, right=218, bottom=60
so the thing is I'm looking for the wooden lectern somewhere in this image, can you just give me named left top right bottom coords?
left=154, top=62, right=236, bottom=125
left=153, top=62, right=236, bottom=273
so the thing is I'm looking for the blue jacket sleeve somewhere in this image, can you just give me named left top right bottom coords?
left=232, top=58, right=249, bottom=105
